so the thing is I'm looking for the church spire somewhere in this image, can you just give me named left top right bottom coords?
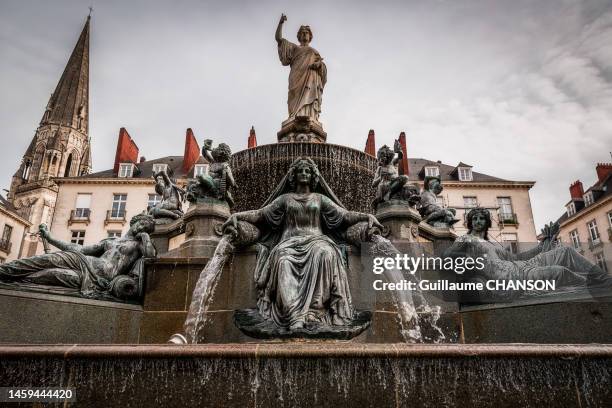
left=7, top=15, right=93, bottom=251
left=40, top=16, right=90, bottom=132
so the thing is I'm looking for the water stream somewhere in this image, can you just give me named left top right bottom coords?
left=181, top=236, right=235, bottom=344
left=369, top=235, right=445, bottom=343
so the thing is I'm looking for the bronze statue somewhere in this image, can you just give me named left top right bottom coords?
left=419, top=176, right=458, bottom=228
left=276, top=14, right=327, bottom=122
left=185, top=140, right=236, bottom=207
left=372, top=141, right=418, bottom=209
left=0, top=214, right=156, bottom=301
left=445, top=208, right=612, bottom=301
left=224, top=157, right=381, bottom=335
left=148, top=170, right=184, bottom=224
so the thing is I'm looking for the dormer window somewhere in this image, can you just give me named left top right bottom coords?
left=118, top=163, right=134, bottom=178
left=458, top=167, right=473, bottom=181
left=194, top=164, right=209, bottom=177
left=584, top=191, right=594, bottom=206
left=566, top=202, right=576, bottom=217
left=425, top=166, right=439, bottom=177
left=152, top=163, right=168, bottom=174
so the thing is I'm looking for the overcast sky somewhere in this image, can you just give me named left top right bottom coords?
left=1, top=0, right=611, bottom=230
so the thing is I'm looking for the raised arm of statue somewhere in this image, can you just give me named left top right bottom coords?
left=224, top=164, right=237, bottom=187
left=392, top=140, right=403, bottom=165
left=202, top=139, right=215, bottom=163
left=275, top=13, right=287, bottom=43
left=372, top=166, right=382, bottom=187
left=39, top=224, right=105, bottom=256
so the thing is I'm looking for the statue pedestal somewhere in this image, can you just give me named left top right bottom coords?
left=375, top=202, right=425, bottom=245
left=177, top=200, right=231, bottom=259
left=277, top=116, right=327, bottom=143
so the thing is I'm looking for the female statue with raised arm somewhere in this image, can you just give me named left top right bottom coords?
left=276, top=14, right=327, bottom=121
left=224, top=157, right=382, bottom=332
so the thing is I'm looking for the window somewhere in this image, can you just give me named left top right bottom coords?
left=569, top=229, right=581, bottom=250
left=608, top=211, right=612, bottom=228
left=463, top=196, right=478, bottom=208
left=458, top=167, right=473, bottom=181
left=1, top=225, right=12, bottom=243
left=71, top=231, right=85, bottom=245
left=74, top=193, right=92, bottom=218
left=148, top=194, right=161, bottom=210
left=566, top=202, right=576, bottom=217
left=425, top=166, right=439, bottom=177
left=152, top=163, right=168, bottom=174
left=587, top=220, right=600, bottom=243
left=119, top=163, right=134, bottom=178
left=0, top=225, right=13, bottom=251
left=111, top=194, right=127, bottom=218
left=107, top=231, right=122, bottom=239
left=497, top=197, right=515, bottom=222
left=584, top=191, right=594, bottom=207
left=502, top=233, right=518, bottom=254
left=22, top=159, right=32, bottom=180
left=595, top=253, right=608, bottom=273
left=194, top=164, right=209, bottom=177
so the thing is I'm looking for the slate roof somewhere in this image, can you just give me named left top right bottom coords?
left=69, top=155, right=209, bottom=180
left=554, top=172, right=612, bottom=225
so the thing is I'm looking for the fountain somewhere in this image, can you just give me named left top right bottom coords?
left=0, top=12, right=611, bottom=407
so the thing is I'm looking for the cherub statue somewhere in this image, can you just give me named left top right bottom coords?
left=372, top=141, right=418, bottom=209
left=148, top=170, right=184, bottom=224
left=419, top=176, right=459, bottom=228
left=185, top=139, right=237, bottom=207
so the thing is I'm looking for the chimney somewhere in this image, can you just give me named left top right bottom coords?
left=113, top=128, right=139, bottom=173
left=397, top=131, right=409, bottom=176
left=569, top=180, right=584, bottom=200
left=364, top=129, right=376, bottom=156
left=596, top=163, right=612, bottom=183
left=182, top=128, right=201, bottom=173
left=248, top=126, right=257, bottom=148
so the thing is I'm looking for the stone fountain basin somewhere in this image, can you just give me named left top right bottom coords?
left=1, top=344, right=610, bottom=407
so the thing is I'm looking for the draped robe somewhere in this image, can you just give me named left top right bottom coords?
left=278, top=39, right=327, bottom=121
left=254, top=192, right=354, bottom=327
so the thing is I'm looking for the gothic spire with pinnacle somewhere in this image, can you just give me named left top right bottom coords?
left=40, top=15, right=90, bottom=132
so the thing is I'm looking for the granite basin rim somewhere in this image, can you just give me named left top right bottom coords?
left=1, top=344, right=611, bottom=359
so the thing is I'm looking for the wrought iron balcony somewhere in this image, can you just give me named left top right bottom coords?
left=588, top=236, right=603, bottom=251
left=68, top=208, right=91, bottom=226
left=498, top=212, right=518, bottom=225
left=0, top=239, right=12, bottom=253
left=105, top=209, right=127, bottom=226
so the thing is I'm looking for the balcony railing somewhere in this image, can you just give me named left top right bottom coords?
left=68, top=208, right=91, bottom=226
left=588, top=236, right=603, bottom=251
left=0, top=239, right=12, bottom=253
left=105, top=209, right=127, bottom=226
left=498, top=212, right=518, bottom=225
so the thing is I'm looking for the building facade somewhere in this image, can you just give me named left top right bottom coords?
left=49, top=128, right=208, bottom=245
left=555, top=163, right=612, bottom=273
left=7, top=17, right=91, bottom=256
left=363, top=131, right=538, bottom=248
left=0, top=196, right=31, bottom=262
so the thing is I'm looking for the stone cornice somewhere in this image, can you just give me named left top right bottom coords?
left=55, top=177, right=189, bottom=186
left=415, top=181, right=536, bottom=189
left=0, top=205, right=31, bottom=227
